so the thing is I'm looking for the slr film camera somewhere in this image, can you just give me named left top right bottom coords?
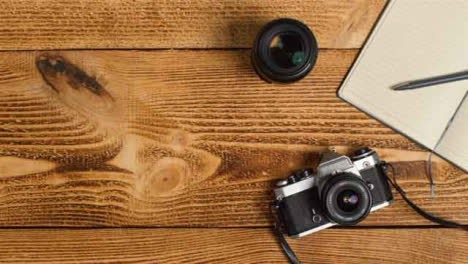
left=273, top=147, right=393, bottom=238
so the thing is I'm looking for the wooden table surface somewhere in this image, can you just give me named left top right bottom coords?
left=0, top=0, right=466, bottom=263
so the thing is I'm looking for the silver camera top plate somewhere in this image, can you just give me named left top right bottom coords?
left=353, top=152, right=380, bottom=171
left=274, top=177, right=315, bottom=200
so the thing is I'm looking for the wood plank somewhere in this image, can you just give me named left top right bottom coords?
left=0, top=228, right=465, bottom=263
left=0, top=0, right=386, bottom=50
left=0, top=50, right=466, bottom=227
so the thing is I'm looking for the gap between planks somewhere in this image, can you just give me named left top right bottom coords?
left=0, top=227, right=465, bottom=264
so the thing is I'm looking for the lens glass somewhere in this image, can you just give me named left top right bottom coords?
left=268, top=33, right=305, bottom=69
left=337, top=190, right=360, bottom=212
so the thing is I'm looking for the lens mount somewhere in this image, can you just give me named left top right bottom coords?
left=252, top=18, right=318, bottom=83
left=322, top=173, right=372, bottom=225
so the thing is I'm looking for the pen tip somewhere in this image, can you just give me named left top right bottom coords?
left=392, top=82, right=410, bottom=91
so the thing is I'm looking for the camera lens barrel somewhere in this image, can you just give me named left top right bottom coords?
left=322, top=173, right=372, bottom=225
left=252, top=18, right=318, bottom=83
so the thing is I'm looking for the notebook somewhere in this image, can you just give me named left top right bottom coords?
left=338, top=0, right=468, bottom=172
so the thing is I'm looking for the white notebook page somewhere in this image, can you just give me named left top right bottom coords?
left=436, top=93, right=468, bottom=171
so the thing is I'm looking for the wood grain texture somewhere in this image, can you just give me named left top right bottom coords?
left=0, top=50, right=466, bottom=227
left=0, top=0, right=386, bottom=50
left=0, top=228, right=465, bottom=263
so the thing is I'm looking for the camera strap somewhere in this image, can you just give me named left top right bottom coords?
left=270, top=202, right=300, bottom=264
left=382, top=162, right=467, bottom=231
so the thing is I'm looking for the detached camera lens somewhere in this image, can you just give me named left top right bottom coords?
left=322, top=174, right=372, bottom=225
left=252, top=18, right=318, bottom=83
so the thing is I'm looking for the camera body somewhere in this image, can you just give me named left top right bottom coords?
left=273, top=148, right=393, bottom=238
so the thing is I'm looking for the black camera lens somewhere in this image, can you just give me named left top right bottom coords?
left=252, top=18, right=318, bottom=83
left=322, top=174, right=372, bottom=225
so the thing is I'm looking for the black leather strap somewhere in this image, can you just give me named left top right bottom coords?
left=273, top=224, right=300, bottom=264
left=271, top=202, right=300, bottom=264
left=382, top=162, right=467, bottom=231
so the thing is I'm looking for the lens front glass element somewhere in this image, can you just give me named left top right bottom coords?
left=268, top=33, right=305, bottom=69
left=337, top=190, right=360, bottom=212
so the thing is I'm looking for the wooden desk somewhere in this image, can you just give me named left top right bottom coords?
left=0, top=0, right=466, bottom=263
